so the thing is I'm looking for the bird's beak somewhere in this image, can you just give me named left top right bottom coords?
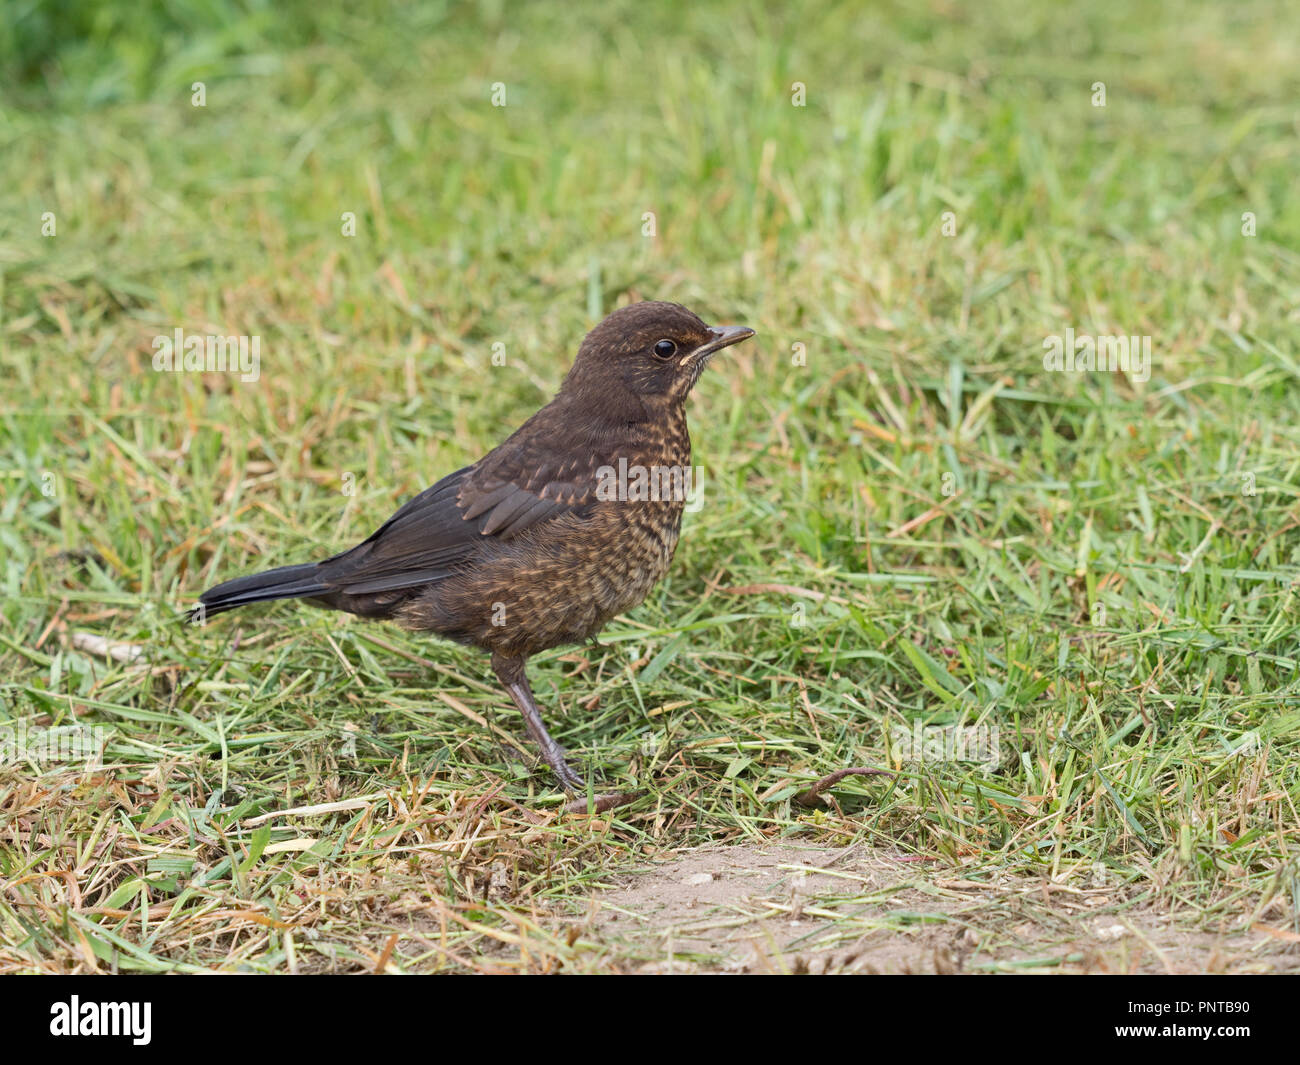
left=684, top=325, right=756, bottom=364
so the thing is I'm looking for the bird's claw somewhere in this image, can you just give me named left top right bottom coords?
left=542, top=748, right=587, bottom=795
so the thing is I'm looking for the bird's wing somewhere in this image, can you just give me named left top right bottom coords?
left=316, top=421, right=607, bottom=597
left=459, top=433, right=605, bottom=537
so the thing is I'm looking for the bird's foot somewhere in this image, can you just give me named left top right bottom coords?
left=522, top=714, right=588, bottom=794
left=541, top=746, right=587, bottom=796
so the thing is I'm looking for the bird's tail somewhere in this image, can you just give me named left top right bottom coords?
left=189, top=562, right=329, bottom=623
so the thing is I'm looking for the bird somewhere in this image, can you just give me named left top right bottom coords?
left=190, top=300, right=755, bottom=793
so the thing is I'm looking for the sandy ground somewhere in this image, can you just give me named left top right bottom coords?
left=567, top=843, right=1300, bottom=974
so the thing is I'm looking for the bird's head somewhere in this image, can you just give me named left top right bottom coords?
left=561, top=301, right=754, bottom=414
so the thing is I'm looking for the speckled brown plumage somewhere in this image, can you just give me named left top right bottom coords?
left=193, top=301, right=755, bottom=792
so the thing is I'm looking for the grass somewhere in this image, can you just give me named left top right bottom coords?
left=1, top=0, right=1299, bottom=973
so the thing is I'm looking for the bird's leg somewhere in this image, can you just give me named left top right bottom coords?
left=492, top=653, right=586, bottom=793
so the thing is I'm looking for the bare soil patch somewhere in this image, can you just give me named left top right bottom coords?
left=574, top=843, right=1300, bottom=974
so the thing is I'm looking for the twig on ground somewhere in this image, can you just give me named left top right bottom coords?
left=794, top=767, right=893, bottom=808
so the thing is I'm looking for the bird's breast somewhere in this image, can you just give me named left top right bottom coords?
left=401, top=413, right=697, bottom=657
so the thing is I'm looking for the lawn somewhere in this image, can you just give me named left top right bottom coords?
left=1, top=0, right=1298, bottom=973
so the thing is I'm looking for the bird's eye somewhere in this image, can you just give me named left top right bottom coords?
left=653, top=339, right=677, bottom=359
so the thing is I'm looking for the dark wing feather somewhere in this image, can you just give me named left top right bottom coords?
left=313, top=408, right=610, bottom=599
left=459, top=416, right=606, bottom=540
left=314, top=465, right=482, bottom=596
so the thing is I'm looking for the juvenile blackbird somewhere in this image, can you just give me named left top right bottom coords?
left=191, top=301, right=755, bottom=792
